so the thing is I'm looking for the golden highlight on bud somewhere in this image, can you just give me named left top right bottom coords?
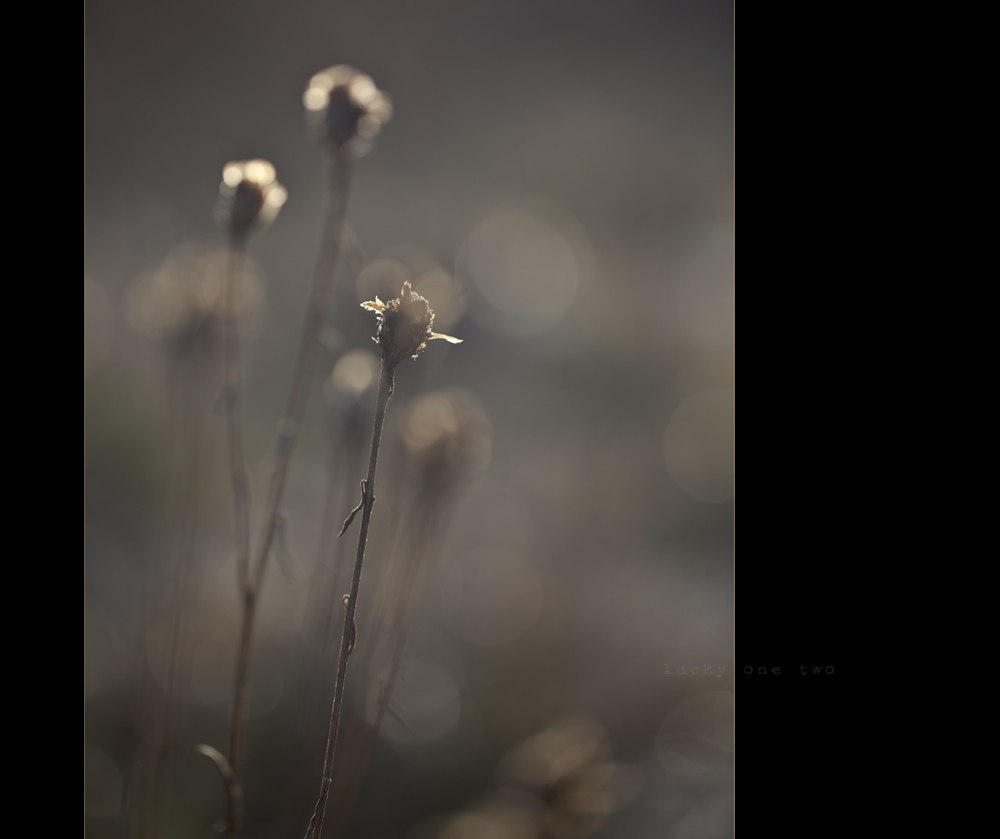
left=362, top=281, right=461, bottom=369
left=303, top=65, right=392, bottom=153
left=216, top=159, right=287, bottom=236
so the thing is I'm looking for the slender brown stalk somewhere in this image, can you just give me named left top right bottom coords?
left=305, top=361, right=394, bottom=839
left=224, top=150, right=350, bottom=838
left=225, top=240, right=252, bottom=595
left=304, top=282, right=460, bottom=839
left=149, top=400, right=205, bottom=839
left=252, top=149, right=350, bottom=594
left=326, top=495, right=450, bottom=831
left=223, top=237, right=252, bottom=838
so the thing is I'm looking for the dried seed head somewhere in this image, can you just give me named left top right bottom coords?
left=362, top=281, right=461, bottom=369
left=216, top=159, right=287, bottom=236
left=303, top=65, right=392, bottom=154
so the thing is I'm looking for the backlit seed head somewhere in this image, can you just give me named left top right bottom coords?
left=303, top=65, right=392, bottom=154
left=362, top=281, right=461, bottom=370
left=216, top=159, right=287, bottom=236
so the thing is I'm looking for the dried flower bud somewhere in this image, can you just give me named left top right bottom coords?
left=303, top=65, right=392, bottom=154
left=362, top=281, right=461, bottom=369
left=216, top=159, right=287, bottom=236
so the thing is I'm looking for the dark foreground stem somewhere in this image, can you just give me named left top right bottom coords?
left=224, top=149, right=351, bottom=839
left=305, top=360, right=395, bottom=839
left=330, top=495, right=450, bottom=830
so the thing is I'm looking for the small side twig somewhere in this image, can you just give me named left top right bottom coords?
left=338, top=480, right=367, bottom=538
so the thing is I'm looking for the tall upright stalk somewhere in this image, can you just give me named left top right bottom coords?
left=222, top=236, right=252, bottom=837
left=304, top=360, right=393, bottom=839
left=222, top=152, right=349, bottom=839
left=225, top=241, right=252, bottom=598
left=303, top=283, right=460, bottom=839
left=249, top=151, right=350, bottom=595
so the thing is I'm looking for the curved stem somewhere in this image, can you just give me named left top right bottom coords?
left=305, top=360, right=394, bottom=839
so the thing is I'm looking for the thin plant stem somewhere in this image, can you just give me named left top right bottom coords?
left=317, top=409, right=366, bottom=658
left=149, top=399, right=204, bottom=839
left=304, top=359, right=394, bottom=839
left=224, top=149, right=351, bottom=838
left=225, top=241, right=252, bottom=596
left=223, top=237, right=252, bottom=838
left=329, top=493, right=452, bottom=830
left=252, top=149, right=350, bottom=594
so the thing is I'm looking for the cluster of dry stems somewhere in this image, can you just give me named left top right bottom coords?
left=171, top=66, right=460, bottom=839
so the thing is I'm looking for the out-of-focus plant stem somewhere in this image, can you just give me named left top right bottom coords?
left=223, top=237, right=251, bottom=837
left=225, top=148, right=351, bottom=838
left=148, top=405, right=204, bottom=839
left=252, top=148, right=351, bottom=595
left=370, top=505, right=436, bottom=739
left=305, top=359, right=394, bottom=839
left=225, top=241, right=252, bottom=598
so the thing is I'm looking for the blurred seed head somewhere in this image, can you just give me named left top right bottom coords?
left=215, top=159, right=287, bottom=236
left=409, top=716, right=642, bottom=838
left=124, top=243, right=265, bottom=351
left=362, top=281, right=461, bottom=370
left=303, top=65, right=392, bottom=155
left=497, top=718, right=610, bottom=791
left=402, top=389, right=493, bottom=483
left=485, top=718, right=643, bottom=838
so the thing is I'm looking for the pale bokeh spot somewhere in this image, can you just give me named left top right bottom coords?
left=458, top=211, right=579, bottom=336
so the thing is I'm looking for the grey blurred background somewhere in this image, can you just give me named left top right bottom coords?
left=85, top=2, right=734, bottom=837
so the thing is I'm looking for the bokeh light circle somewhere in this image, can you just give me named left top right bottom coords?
left=457, top=211, right=579, bottom=336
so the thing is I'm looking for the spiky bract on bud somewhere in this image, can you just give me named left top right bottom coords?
left=362, top=281, right=461, bottom=370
